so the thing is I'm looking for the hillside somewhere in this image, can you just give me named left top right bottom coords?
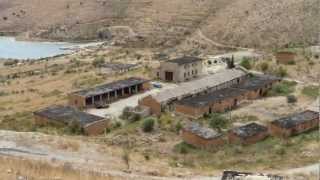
left=0, top=0, right=319, bottom=49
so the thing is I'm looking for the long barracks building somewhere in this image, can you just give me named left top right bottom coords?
left=69, top=77, right=150, bottom=109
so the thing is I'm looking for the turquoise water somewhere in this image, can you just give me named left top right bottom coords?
left=0, top=37, right=75, bottom=60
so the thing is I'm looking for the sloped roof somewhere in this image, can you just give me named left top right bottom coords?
left=271, top=110, right=318, bottom=129
left=184, top=122, right=222, bottom=140
left=236, top=74, right=281, bottom=91
left=177, top=88, right=247, bottom=108
left=152, top=68, right=247, bottom=103
left=34, top=105, right=105, bottom=127
left=72, top=77, right=148, bottom=98
left=168, top=56, right=202, bottom=65
left=230, top=123, right=268, bottom=139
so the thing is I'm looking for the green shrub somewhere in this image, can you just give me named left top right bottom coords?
left=268, top=81, right=297, bottom=96
left=275, top=66, right=288, bottom=77
left=287, top=95, right=297, bottom=104
left=239, top=58, right=252, bottom=70
left=174, top=142, right=194, bottom=154
left=142, top=118, right=155, bottom=132
left=302, top=86, right=320, bottom=98
left=208, top=113, right=228, bottom=131
left=92, top=56, right=105, bottom=67
left=260, top=62, right=269, bottom=72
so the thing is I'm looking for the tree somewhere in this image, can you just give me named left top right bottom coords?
left=227, top=56, right=235, bottom=69
left=142, top=118, right=155, bottom=132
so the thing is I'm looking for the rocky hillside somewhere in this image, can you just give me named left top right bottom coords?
left=0, top=0, right=319, bottom=49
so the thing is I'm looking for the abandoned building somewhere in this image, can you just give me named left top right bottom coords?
left=181, top=122, right=224, bottom=148
left=174, top=74, right=280, bottom=119
left=228, top=123, right=269, bottom=145
left=69, top=77, right=150, bottom=109
left=275, top=51, right=296, bottom=64
left=98, top=63, right=140, bottom=75
left=34, top=105, right=110, bottom=136
left=157, top=56, right=203, bottom=82
left=269, top=110, right=319, bottom=138
left=236, top=75, right=281, bottom=99
left=139, top=68, right=248, bottom=115
left=175, top=88, right=247, bottom=119
left=221, top=171, right=284, bottom=180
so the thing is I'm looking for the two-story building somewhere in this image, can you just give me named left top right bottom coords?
left=158, top=56, right=203, bottom=83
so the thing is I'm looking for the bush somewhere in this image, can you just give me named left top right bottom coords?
left=302, top=86, right=320, bottom=98
left=92, top=56, right=105, bottom=67
left=174, top=142, right=194, bottom=154
left=208, top=113, right=228, bottom=131
left=239, top=58, right=252, bottom=70
left=260, top=62, right=269, bottom=72
left=287, top=95, right=297, bottom=104
left=275, top=66, right=288, bottom=77
left=142, top=118, right=155, bottom=132
left=269, top=81, right=297, bottom=96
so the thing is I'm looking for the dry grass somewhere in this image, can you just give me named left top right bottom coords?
left=0, top=156, right=115, bottom=180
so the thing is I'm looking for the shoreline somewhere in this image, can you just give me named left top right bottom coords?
left=0, top=35, right=107, bottom=61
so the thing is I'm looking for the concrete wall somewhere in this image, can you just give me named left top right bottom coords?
left=181, top=129, right=225, bottom=148
left=159, top=61, right=203, bottom=82
left=269, top=118, right=319, bottom=138
left=228, top=130, right=269, bottom=145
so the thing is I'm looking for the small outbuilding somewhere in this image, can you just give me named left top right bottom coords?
left=228, top=123, right=269, bottom=145
left=275, top=51, right=296, bottom=64
left=181, top=122, right=224, bottom=149
left=269, top=110, right=319, bottom=138
left=34, top=105, right=110, bottom=136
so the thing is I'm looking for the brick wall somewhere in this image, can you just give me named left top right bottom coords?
left=139, top=95, right=162, bottom=116
left=181, top=129, right=225, bottom=148
left=84, top=119, right=111, bottom=136
left=69, top=94, right=86, bottom=109
left=175, top=94, right=246, bottom=119
left=276, top=52, right=296, bottom=64
left=228, top=130, right=269, bottom=145
left=269, top=118, right=319, bottom=138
